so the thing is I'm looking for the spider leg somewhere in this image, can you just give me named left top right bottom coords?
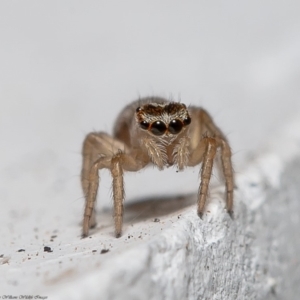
left=82, top=132, right=125, bottom=228
left=188, top=137, right=217, bottom=217
left=198, top=137, right=217, bottom=217
left=110, top=151, right=148, bottom=237
left=81, top=132, right=149, bottom=237
left=81, top=132, right=128, bottom=237
left=219, top=139, right=234, bottom=215
left=82, top=156, right=111, bottom=237
left=111, top=153, right=124, bottom=238
left=188, top=108, right=234, bottom=217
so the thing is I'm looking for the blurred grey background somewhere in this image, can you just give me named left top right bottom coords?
left=1, top=1, right=300, bottom=216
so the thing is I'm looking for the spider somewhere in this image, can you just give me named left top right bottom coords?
left=81, top=97, right=234, bottom=238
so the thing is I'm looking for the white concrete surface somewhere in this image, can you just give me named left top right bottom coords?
left=48, top=113, right=300, bottom=300
left=1, top=1, right=300, bottom=299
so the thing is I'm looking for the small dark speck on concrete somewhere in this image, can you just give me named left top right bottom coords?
left=100, top=249, right=109, bottom=254
left=178, top=214, right=181, bottom=219
left=92, top=250, right=97, bottom=253
left=153, top=218, right=160, bottom=222
left=17, top=249, right=25, bottom=252
left=0, top=254, right=3, bottom=258
left=51, top=235, right=57, bottom=239
left=44, top=246, right=53, bottom=252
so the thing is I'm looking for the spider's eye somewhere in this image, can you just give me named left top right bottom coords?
left=183, top=116, right=191, bottom=126
left=168, top=119, right=183, bottom=134
left=136, top=107, right=142, bottom=112
left=140, top=121, right=149, bottom=130
left=150, top=121, right=167, bottom=136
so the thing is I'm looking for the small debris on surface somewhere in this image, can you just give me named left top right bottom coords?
left=153, top=218, right=160, bottom=222
left=100, top=249, right=109, bottom=254
left=50, top=234, right=57, bottom=242
left=17, top=249, right=25, bottom=252
left=44, top=246, right=53, bottom=252
left=92, top=250, right=97, bottom=253
left=0, top=254, right=3, bottom=258
left=178, top=214, right=182, bottom=219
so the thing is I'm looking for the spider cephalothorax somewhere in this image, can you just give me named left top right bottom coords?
left=81, top=97, right=234, bottom=238
left=135, top=102, right=191, bottom=136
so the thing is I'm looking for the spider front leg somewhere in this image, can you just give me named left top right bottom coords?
left=110, top=152, right=124, bottom=238
left=188, top=136, right=234, bottom=217
left=188, top=137, right=217, bottom=217
left=219, top=138, right=234, bottom=216
left=110, top=151, right=149, bottom=237
left=81, top=132, right=128, bottom=237
left=82, top=132, right=126, bottom=229
left=81, top=132, right=149, bottom=237
left=82, top=156, right=111, bottom=237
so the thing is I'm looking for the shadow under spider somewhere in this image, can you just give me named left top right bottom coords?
left=100, top=193, right=196, bottom=226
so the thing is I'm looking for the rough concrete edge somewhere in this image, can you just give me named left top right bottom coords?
left=49, top=113, right=300, bottom=300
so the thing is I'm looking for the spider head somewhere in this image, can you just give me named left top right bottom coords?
left=135, top=102, right=191, bottom=137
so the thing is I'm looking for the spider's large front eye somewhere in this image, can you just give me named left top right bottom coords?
left=183, top=116, right=191, bottom=126
left=140, top=121, right=149, bottom=130
left=168, top=119, right=183, bottom=134
left=150, top=121, right=167, bottom=136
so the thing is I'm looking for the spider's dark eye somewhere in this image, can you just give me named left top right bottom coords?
left=183, top=116, right=191, bottom=126
left=140, top=121, right=149, bottom=130
left=136, top=106, right=142, bottom=112
left=150, top=121, right=167, bottom=136
left=168, top=119, right=183, bottom=134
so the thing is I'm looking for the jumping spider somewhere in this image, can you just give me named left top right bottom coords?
left=81, top=97, right=234, bottom=238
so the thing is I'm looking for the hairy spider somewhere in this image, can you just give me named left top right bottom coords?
left=81, top=97, right=234, bottom=238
